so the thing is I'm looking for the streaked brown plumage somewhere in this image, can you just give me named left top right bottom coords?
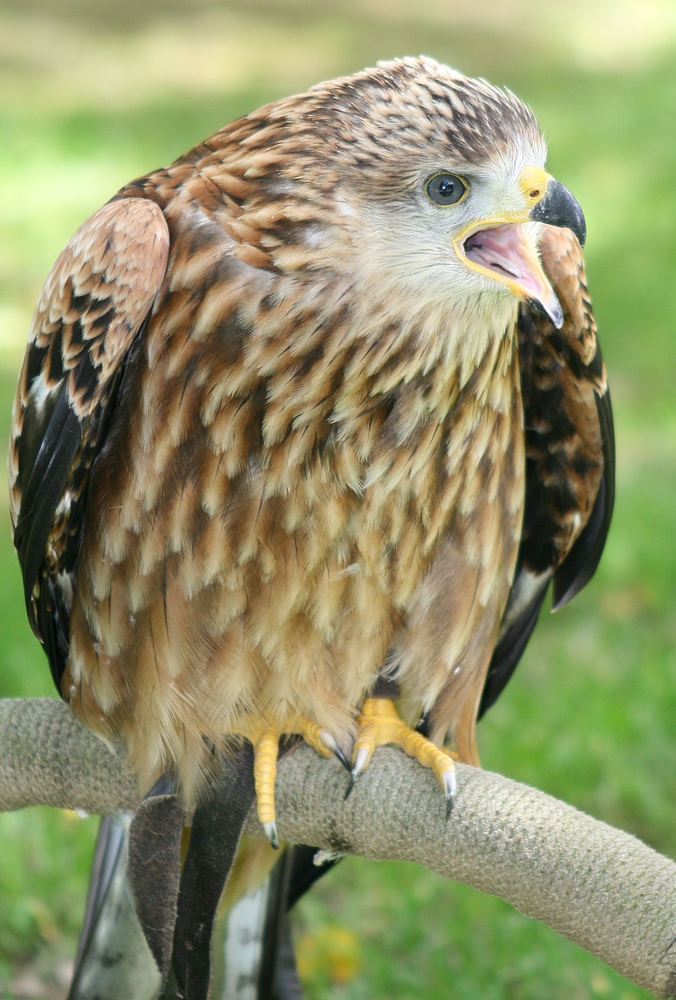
left=9, top=56, right=613, bottom=815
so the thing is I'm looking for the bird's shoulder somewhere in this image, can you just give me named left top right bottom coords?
left=115, top=125, right=288, bottom=276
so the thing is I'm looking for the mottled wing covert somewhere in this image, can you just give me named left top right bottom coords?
left=479, top=227, right=615, bottom=716
left=8, top=198, right=169, bottom=689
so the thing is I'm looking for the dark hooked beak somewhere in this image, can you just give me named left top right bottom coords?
left=529, top=179, right=586, bottom=248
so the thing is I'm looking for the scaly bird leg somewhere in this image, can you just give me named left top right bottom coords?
left=347, top=698, right=458, bottom=817
left=251, top=719, right=349, bottom=849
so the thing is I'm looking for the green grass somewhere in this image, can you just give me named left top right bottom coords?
left=0, top=3, right=675, bottom=997
left=295, top=860, right=648, bottom=1000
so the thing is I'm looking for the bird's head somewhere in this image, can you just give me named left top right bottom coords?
left=262, top=57, right=585, bottom=337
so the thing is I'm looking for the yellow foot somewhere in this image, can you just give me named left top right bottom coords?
left=347, top=698, right=458, bottom=817
left=248, top=718, right=350, bottom=849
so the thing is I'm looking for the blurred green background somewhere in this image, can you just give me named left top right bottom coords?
left=1, top=1, right=676, bottom=997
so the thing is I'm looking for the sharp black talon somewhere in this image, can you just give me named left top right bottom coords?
left=318, top=729, right=352, bottom=772
left=332, top=746, right=351, bottom=771
left=344, top=746, right=368, bottom=798
left=445, top=795, right=454, bottom=821
left=263, top=820, right=280, bottom=849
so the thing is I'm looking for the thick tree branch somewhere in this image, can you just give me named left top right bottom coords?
left=1, top=698, right=675, bottom=998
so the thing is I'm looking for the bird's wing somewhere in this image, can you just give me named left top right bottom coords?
left=8, top=197, right=169, bottom=689
left=479, top=226, right=614, bottom=716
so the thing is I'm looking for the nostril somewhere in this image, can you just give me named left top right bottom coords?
left=530, top=189, right=540, bottom=199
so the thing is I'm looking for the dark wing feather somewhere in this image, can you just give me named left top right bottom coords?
left=9, top=197, right=169, bottom=689
left=479, top=577, right=549, bottom=716
left=15, top=387, right=81, bottom=613
left=479, top=227, right=614, bottom=717
left=552, top=385, right=615, bottom=608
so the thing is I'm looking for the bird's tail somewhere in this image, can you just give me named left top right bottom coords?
left=215, top=842, right=338, bottom=999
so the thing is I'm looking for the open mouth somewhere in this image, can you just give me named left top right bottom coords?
left=464, top=224, right=531, bottom=286
left=460, top=222, right=563, bottom=328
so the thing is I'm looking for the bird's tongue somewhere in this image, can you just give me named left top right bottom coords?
left=463, top=223, right=563, bottom=328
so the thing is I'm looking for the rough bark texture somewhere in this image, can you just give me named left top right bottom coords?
left=1, top=697, right=675, bottom=998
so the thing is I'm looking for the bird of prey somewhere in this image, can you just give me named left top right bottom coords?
left=9, top=56, right=613, bottom=999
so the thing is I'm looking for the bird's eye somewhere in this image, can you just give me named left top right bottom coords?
left=425, top=172, right=468, bottom=206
